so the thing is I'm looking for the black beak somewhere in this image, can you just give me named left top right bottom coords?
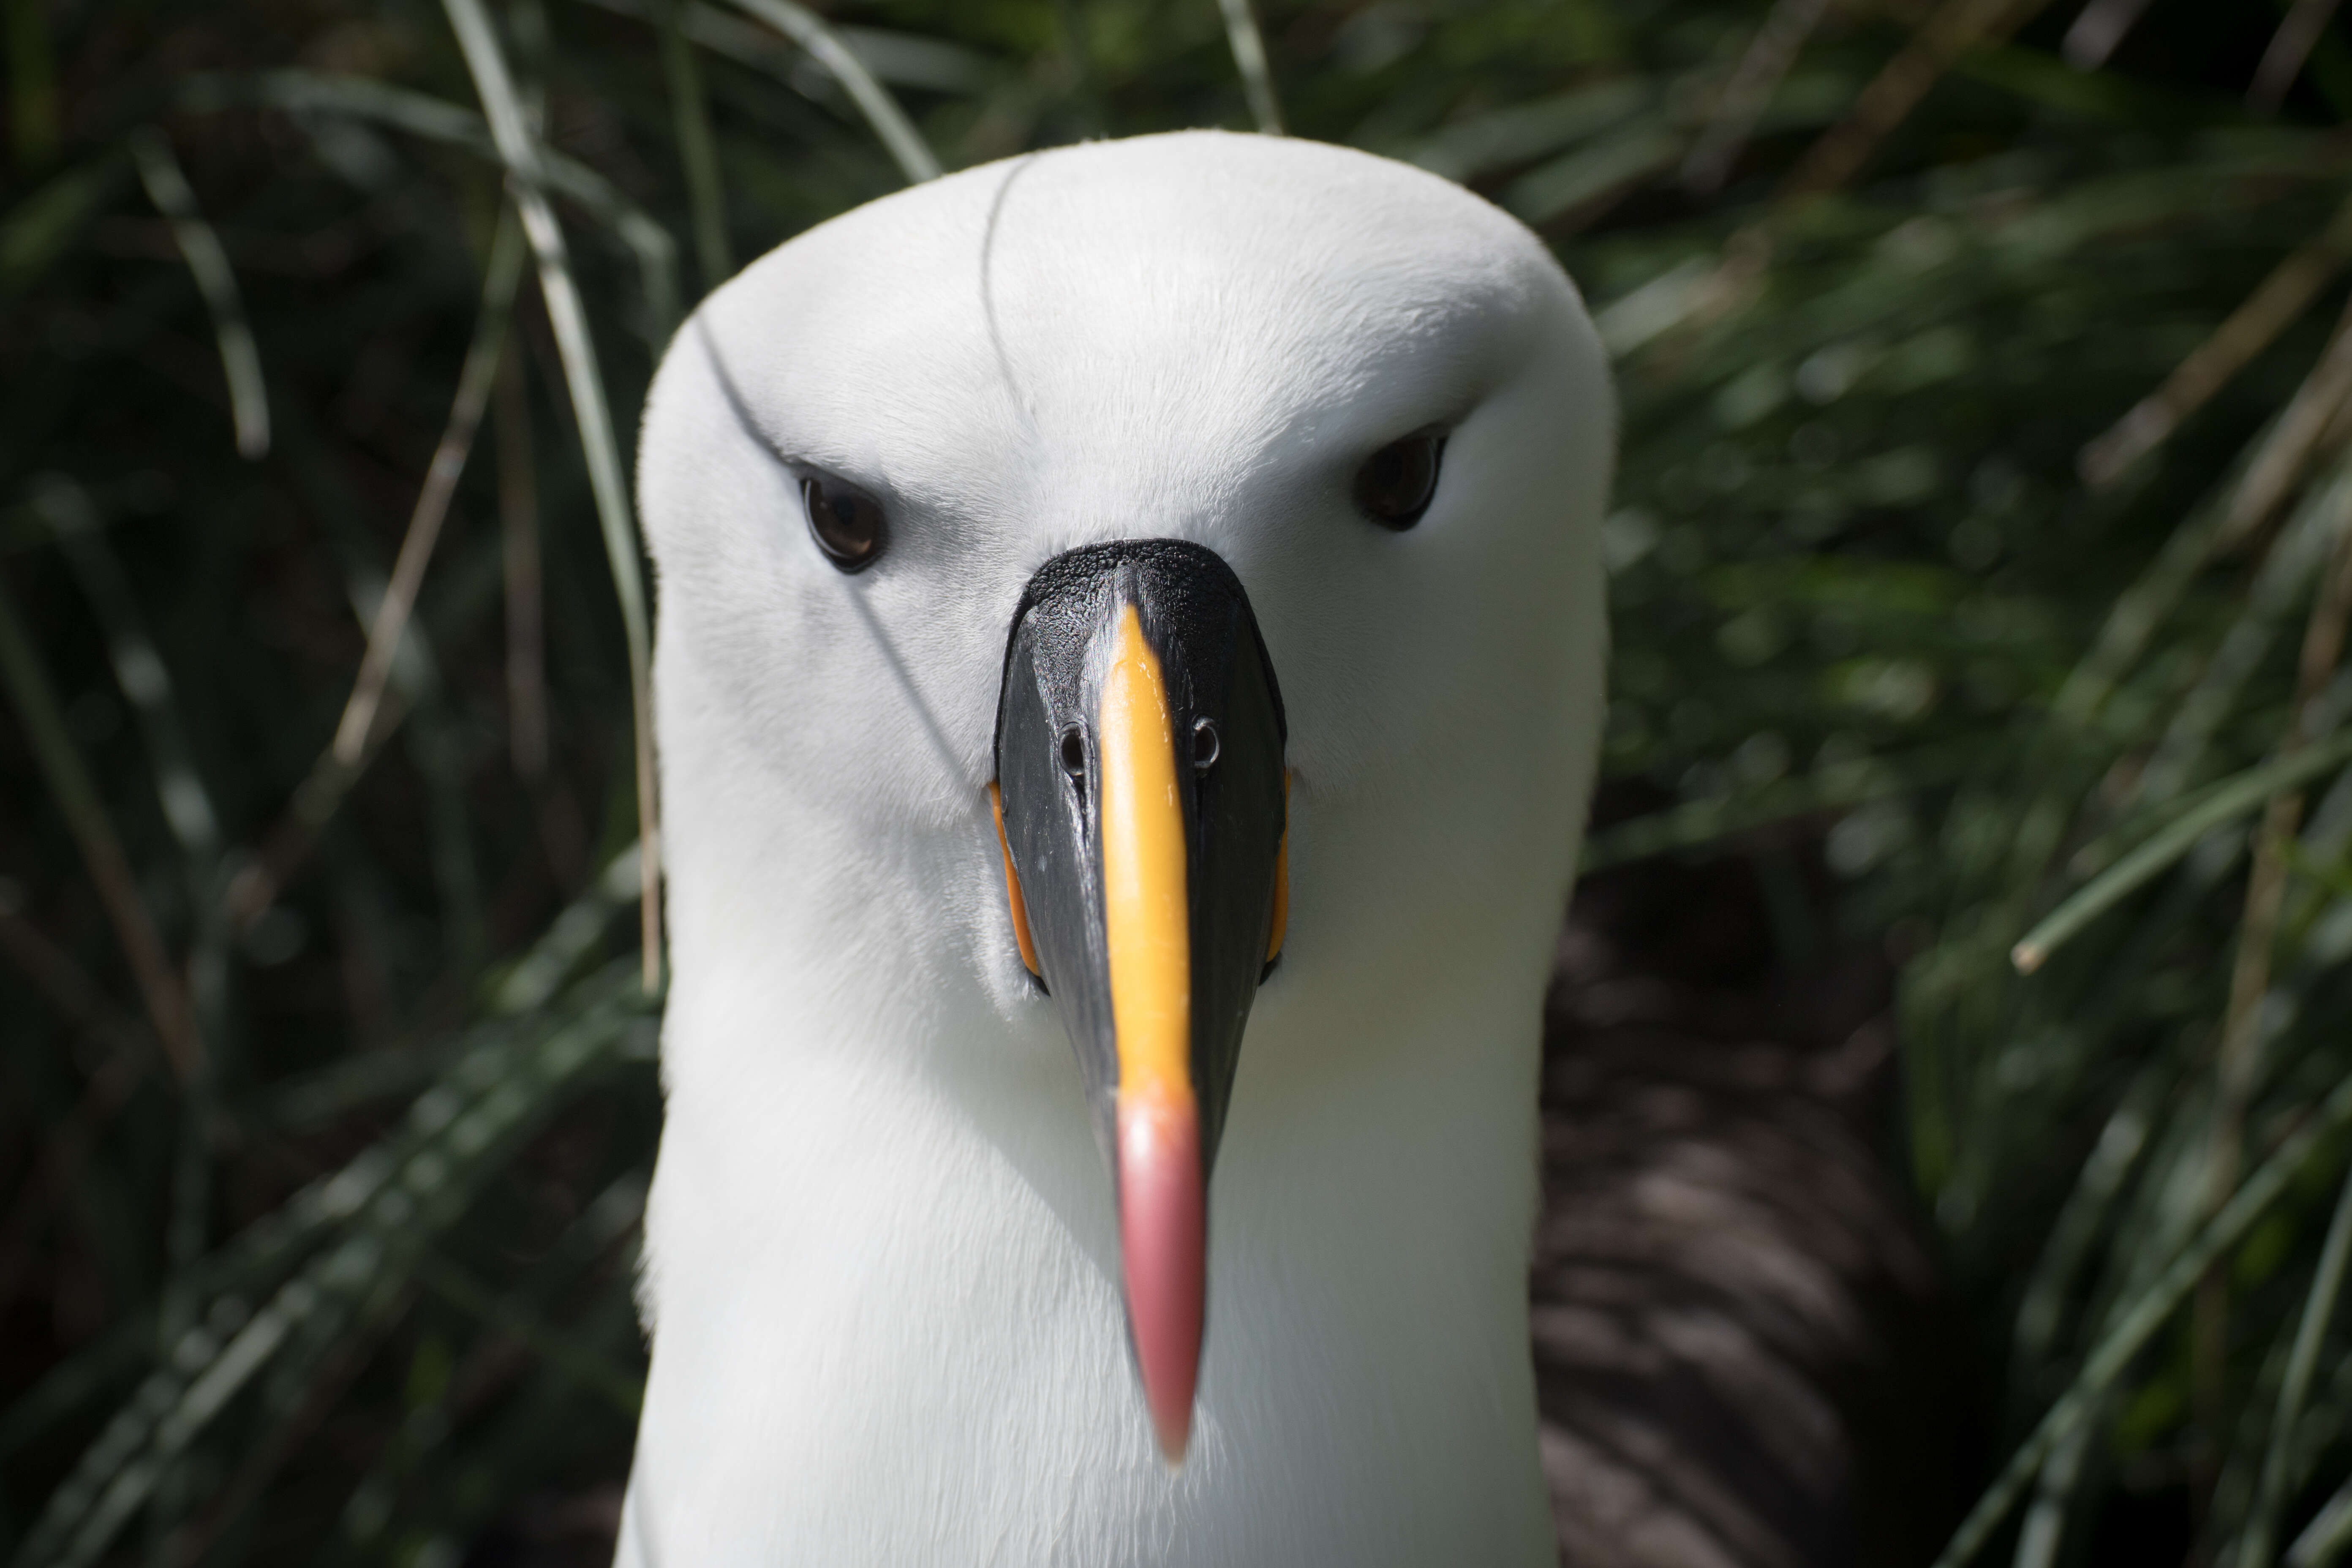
left=990, top=539, right=1288, bottom=1463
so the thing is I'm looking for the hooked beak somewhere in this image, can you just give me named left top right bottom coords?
left=991, top=539, right=1288, bottom=1463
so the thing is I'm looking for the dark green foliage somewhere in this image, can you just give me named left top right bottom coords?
left=3, top=0, right=2351, bottom=1563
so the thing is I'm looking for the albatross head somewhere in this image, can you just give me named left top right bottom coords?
left=636, top=128, right=1610, bottom=1502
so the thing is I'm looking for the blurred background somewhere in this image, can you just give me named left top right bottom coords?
left=3, top=0, right=2352, bottom=1563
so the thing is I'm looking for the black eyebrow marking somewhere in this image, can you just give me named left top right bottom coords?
left=979, top=151, right=1044, bottom=440
left=692, top=313, right=797, bottom=475
left=689, top=307, right=966, bottom=778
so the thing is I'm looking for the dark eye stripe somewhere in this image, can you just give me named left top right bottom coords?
left=802, top=474, right=887, bottom=571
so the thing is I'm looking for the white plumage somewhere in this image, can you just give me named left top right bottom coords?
left=620, top=130, right=1614, bottom=1565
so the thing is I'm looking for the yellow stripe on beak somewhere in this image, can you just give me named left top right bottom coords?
left=1100, top=603, right=1192, bottom=1113
left=1098, top=601, right=1206, bottom=1461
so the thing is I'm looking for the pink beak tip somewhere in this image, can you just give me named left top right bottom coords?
left=1152, top=1402, right=1193, bottom=1467
left=1117, top=1095, right=1206, bottom=1469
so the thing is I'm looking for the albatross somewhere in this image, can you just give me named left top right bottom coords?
left=620, top=129, right=1614, bottom=1565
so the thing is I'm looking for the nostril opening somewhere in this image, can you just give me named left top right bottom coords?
left=1192, top=719, right=1219, bottom=772
left=1060, top=727, right=1087, bottom=779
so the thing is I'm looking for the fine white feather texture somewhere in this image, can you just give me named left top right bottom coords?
left=621, top=129, right=1613, bottom=1567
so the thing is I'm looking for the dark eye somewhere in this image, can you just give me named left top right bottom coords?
left=801, top=474, right=887, bottom=571
left=1353, top=428, right=1446, bottom=530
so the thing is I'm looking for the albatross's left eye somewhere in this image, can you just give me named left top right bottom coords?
left=1354, top=428, right=1446, bottom=531
left=801, top=474, right=887, bottom=572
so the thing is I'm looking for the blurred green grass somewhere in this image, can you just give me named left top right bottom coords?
left=4, top=0, right=2352, bottom=1563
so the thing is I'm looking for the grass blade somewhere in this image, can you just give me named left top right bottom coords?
left=33, top=478, right=222, bottom=880
left=127, top=127, right=268, bottom=460
left=5, top=0, right=61, bottom=170
left=0, top=573, right=199, bottom=1079
left=32, top=478, right=237, bottom=1428
left=2130, top=456, right=2352, bottom=810
left=2251, top=0, right=2342, bottom=113
left=1215, top=0, right=1284, bottom=135
left=1930, top=1070, right=2352, bottom=1568
left=2291, top=1478, right=2352, bottom=1568
left=220, top=396, right=503, bottom=938
left=2080, top=193, right=2352, bottom=488
left=2243, top=1159, right=2352, bottom=1568
left=12, top=964, right=653, bottom=1567
left=720, top=0, right=941, bottom=182
left=1682, top=0, right=1829, bottom=191
left=441, top=0, right=664, bottom=988
left=2217, top=293, right=2352, bottom=552
left=330, top=204, right=526, bottom=768
left=0, top=151, right=125, bottom=298
left=2014, top=1064, right=2167, bottom=1363
left=2011, top=729, right=2352, bottom=972
left=177, top=71, right=680, bottom=341
left=495, top=344, right=547, bottom=782
left=658, top=0, right=733, bottom=294
left=414, top=1255, right=642, bottom=1413
left=1582, top=743, right=1968, bottom=871
left=1778, top=0, right=2061, bottom=203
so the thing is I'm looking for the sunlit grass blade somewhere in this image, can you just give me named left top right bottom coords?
left=127, top=127, right=268, bottom=460
left=2290, top=1478, right=2352, bottom=1568
left=441, top=0, right=664, bottom=987
left=316, top=470, right=492, bottom=968
left=719, top=0, right=941, bottom=182
left=2011, top=730, right=2352, bottom=972
left=2080, top=193, right=2352, bottom=488
left=2012, top=1416, right=2096, bottom=1568
left=220, top=398, right=505, bottom=938
left=1215, top=0, right=1284, bottom=135
left=331, top=205, right=526, bottom=769
left=492, top=842, right=644, bottom=1015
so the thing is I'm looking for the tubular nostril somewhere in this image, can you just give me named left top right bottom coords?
left=1192, top=719, right=1219, bottom=772
left=1060, top=727, right=1087, bottom=780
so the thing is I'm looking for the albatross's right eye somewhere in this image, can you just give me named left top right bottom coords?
left=1353, top=428, right=1446, bottom=531
left=801, top=474, right=888, bottom=572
